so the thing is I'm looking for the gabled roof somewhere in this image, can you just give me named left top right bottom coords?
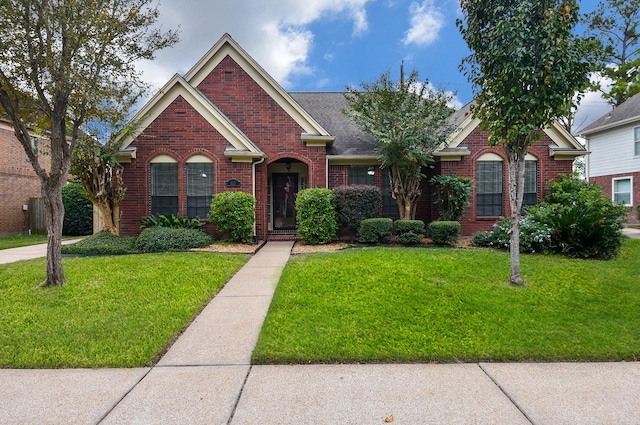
left=184, top=33, right=333, bottom=144
left=120, top=74, right=263, bottom=162
left=579, top=92, right=640, bottom=136
left=444, top=101, right=586, bottom=159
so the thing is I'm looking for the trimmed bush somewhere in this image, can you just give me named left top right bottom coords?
left=430, top=175, right=472, bottom=221
left=209, top=192, right=256, bottom=243
left=62, top=231, right=136, bottom=255
left=394, top=219, right=425, bottom=245
left=333, top=185, right=382, bottom=234
left=296, top=188, right=337, bottom=245
left=62, top=183, right=93, bottom=236
left=140, top=214, right=203, bottom=230
left=473, top=175, right=627, bottom=259
left=428, top=221, right=460, bottom=245
left=135, top=227, right=212, bottom=253
left=358, top=218, right=393, bottom=244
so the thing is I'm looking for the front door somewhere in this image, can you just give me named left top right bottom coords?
left=273, top=173, right=298, bottom=229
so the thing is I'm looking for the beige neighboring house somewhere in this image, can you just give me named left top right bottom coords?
left=579, top=92, right=640, bottom=225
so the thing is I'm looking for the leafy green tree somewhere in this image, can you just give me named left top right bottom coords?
left=584, top=0, right=640, bottom=106
left=344, top=67, right=455, bottom=220
left=457, top=0, right=593, bottom=286
left=0, top=0, right=178, bottom=286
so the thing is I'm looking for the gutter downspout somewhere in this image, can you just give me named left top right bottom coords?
left=252, top=156, right=266, bottom=243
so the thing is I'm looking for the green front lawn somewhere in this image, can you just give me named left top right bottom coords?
left=0, top=252, right=248, bottom=368
left=253, top=239, right=640, bottom=364
left=0, top=234, right=49, bottom=250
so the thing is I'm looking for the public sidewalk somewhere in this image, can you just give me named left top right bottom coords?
left=1, top=241, right=639, bottom=424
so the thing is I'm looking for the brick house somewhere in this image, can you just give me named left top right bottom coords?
left=579, top=92, right=640, bottom=225
left=117, top=33, right=586, bottom=239
left=0, top=119, right=50, bottom=236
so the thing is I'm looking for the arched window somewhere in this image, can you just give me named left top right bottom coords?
left=186, top=155, right=214, bottom=219
left=522, top=154, right=538, bottom=209
left=150, top=155, right=178, bottom=216
left=476, top=153, right=503, bottom=217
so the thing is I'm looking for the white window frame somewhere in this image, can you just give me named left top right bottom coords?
left=612, top=177, right=633, bottom=206
left=635, top=127, right=640, bottom=157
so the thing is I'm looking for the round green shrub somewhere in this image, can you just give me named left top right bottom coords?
left=135, top=227, right=212, bottom=253
left=394, top=219, right=425, bottom=245
left=208, top=191, right=256, bottom=243
left=296, top=188, right=337, bottom=245
left=428, top=221, right=460, bottom=245
left=62, top=183, right=93, bottom=236
left=358, top=218, right=393, bottom=244
left=333, top=185, right=382, bottom=234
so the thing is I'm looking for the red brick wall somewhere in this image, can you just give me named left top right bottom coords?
left=120, top=56, right=328, bottom=240
left=0, top=123, right=49, bottom=236
left=591, top=172, right=640, bottom=225
left=424, top=127, right=575, bottom=235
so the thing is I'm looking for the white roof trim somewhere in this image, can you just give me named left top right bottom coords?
left=579, top=116, right=640, bottom=137
left=120, top=74, right=262, bottom=157
left=184, top=33, right=332, bottom=138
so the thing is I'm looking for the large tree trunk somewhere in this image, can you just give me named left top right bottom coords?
left=390, top=167, right=422, bottom=220
left=506, top=145, right=527, bottom=287
left=95, top=199, right=119, bottom=235
left=42, top=180, right=66, bottom=287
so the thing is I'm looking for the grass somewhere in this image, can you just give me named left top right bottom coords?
left=0, top=252, right=248, bottom=368
left=253, top=239, right=640, bottom=364
left=0, top=234, right=49, bottom=250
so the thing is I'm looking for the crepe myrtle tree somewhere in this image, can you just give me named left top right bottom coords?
left=457, top=0, right=595, bottom=286
left=0, top=0, right=178, bottom=286
left=344, top=66, right=456, bottom=220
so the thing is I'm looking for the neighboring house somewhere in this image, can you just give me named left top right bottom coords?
left=118, top=33, right=586, bottom=239
left=579, top=92, right=640, bottom=225
left=0, top=119, right=49, bottom=236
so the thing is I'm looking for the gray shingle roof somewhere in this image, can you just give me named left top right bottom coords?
left=579, top=92, right=640, bottom=136
left=289, top=92, right=378, bottom=157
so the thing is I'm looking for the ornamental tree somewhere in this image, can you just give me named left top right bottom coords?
left=457, top=0, right=594, bottom=286
left=344, top=67, right=455, bottom=220
left=0, top=0, right=178, bottom=286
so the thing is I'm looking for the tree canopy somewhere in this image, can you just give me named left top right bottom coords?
left=343, top=67, right=455, bottom=220
left=0, top=0, right=178, bottom=286
left=457, top=0, right=593, bottom=285
left=584, top=0, right=640, bottom=106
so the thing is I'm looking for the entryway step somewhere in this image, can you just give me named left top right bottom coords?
left=267, top=230, right=300, bottom=241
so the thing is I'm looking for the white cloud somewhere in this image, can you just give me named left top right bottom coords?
left=136, top=0, right=372, bottom=92
left=403, top=0, right=445, bottom=47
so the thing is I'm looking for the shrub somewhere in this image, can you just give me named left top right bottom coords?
left=135, top=227, right=212, bottom=253
left=208, top=192, right=256, bottom=243
left=394, top=220, right=425, bottom=245
left=472, top=215, right=552, bottom=254
left=141, top=214, right=203, bottom=230
left=62, top=183, right=93, bottom=236
left=542, top=175, right=626, bottom=259
left=428, top=221, right=460, bottom=245
left=333, top=185, right=382, bottom=234
left=430, top=175, right=472, bottom=221
left=474, top=175, right=627, bottom=259
left=296, top=188, right=337, bottom=245
left=62, top=231, right=136, bottom=255
left=358, top=218, right=393, bottom=244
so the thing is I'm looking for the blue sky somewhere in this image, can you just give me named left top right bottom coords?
left=141, top=0, right=609, bottom=130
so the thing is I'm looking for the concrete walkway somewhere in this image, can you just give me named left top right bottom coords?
left=0, top=238, right=81, bottom=264
left=1, top=241, right=639, bottom=424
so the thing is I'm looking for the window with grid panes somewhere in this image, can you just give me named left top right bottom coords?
left=523, top=160, right=538, bottom=208
left=476, top=160, right=503, bottom=217
left=349, top=165, right=375, bottom=185
left=186, top=162, right=213, bottom=218
left=613, top=178, right=632, bottom=206
left=150, top=162, right=178, bottom=216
